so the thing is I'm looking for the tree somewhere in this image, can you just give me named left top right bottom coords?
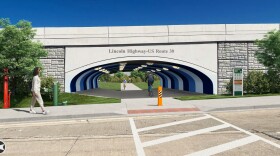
left=0, top=18, right=47, bottom=96
left=255, top=30, right=280, bottom=72
left=264, top=70, right=280, bottom=93
left=115, top=71, right=124, bottom=79
left=255, top=30, right=280, bottom=93
left=130, top=70, right=145, bottom=82
left=99, top=73, right=111, bottom=82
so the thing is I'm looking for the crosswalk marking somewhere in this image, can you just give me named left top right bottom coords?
left=129, top=118, right=146, bottom=156
left=142, top=124, right=230, bottom=147
left=137, top=116, right=210, bottom=132
left=206, top=114, right=280, bottom=149
left=185, top=135, right=259, bottom=156
left=130, top=114, right=280, bottom=156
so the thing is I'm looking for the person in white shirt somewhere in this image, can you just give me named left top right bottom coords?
left=123, top=79, right=127, bottom=90
left=30, top=67, right=48, bottom=115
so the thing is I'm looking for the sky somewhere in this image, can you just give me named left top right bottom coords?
left=1, top=0, right=280, bottom=27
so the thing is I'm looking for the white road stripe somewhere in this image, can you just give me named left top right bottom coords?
left=129, top=118, right=146, bottom=156
left=0, top=117, right=128, bottom=128
left=206, top=114, right=280, bottom=149
left=142, top=124, right=230, bottom=148
left=137, top=116, right=210, bottom=132
left=0, top=120, right=89, bottom=128
left=185, top=135, right=259, bottom=156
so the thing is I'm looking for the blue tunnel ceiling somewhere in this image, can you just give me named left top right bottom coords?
left=70, top=61, right=214, bottom=94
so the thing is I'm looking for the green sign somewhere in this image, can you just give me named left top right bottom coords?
left=234, top=68, right=242, bottom=74
left=233, top=68, right=243, bottom=96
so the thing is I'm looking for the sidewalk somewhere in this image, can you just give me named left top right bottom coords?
left=0, top=102, right=127, bottom=123
left=0, top=96, right=279, bottom=123
left=188, top=96, right=280, bottom=112
left=121, top=83, right=141, bottom=91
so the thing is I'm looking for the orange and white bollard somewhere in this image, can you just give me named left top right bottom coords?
left=158, top=86, right=163, bottom=106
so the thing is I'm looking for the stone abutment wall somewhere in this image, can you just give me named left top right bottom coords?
left=40, top=47, right=65, bottom=92
left=217, top=42, right=266, bottom=94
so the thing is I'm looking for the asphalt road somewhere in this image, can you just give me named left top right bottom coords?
left=0, top=109, right=279, bottom=156
left=77, top=88, right=202, bottom=99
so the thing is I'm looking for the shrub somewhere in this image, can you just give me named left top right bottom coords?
left=110, top=76, right=120, bottom=83
left=246, top=71, right=269, bottom=94
left=131, top=71, right=146, bottom=81
left=136, top=77, right=142, bottom=82
left=40, top=76, right=60, bottom=101
left=226, top=78, right=233, bottom=94
left=131, top=77, right=136, bottom=83
left=99, top=74, right=111, bottom=82
left=265, top=70, right=280, bottom=93
left=0, top=78, right=31, bottom=98
left=226, top=70, right=270, bottom=94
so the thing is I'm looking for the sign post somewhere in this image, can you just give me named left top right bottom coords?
left=233, top=68, right=243, bottom=96
left=53, top=82, right=58, bottom=106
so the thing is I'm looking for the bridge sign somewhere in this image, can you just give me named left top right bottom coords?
left=233, top=68, right=243, bottom=96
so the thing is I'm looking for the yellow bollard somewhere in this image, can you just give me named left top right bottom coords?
left=158, top=86, right=163, bottom=106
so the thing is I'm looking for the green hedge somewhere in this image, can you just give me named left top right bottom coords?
left=226, top=70, right=278, bottom=94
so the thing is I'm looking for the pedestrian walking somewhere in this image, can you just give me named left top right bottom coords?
left=146, top=73, right=154, bottom=96
left=30, top=67, right=49, bottom=115
left=123, top=79, right=127, bottom=90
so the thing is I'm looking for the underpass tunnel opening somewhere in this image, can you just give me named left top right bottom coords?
left=70, top=61, right=214, bottom=94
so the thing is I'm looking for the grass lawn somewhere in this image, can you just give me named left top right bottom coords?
left=133, top=80, right=161, bottom=90
left=0, top=93, right=120, bottom=108
left=176, top=93, right=280, bottom=101
left=98, top=82, right=121, bottom=91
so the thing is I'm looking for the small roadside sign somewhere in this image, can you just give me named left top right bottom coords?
left=233, top=68, right=243, bottom=96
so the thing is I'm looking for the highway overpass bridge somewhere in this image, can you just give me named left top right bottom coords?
left=34, top=24, right=280, bottom=94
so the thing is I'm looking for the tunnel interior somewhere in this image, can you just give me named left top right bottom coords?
left=70, top=61, right=214, bottom=94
